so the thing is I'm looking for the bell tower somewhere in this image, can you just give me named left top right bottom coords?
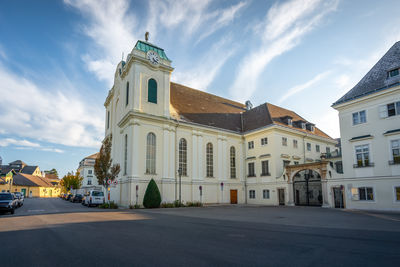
left=120, top=34, right=174, bottom=118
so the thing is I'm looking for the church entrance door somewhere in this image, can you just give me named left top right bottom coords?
left=230, top=190, right=237, bottom=204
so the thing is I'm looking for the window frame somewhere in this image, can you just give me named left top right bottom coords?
left=249, top=190, right=255, bottom=199
left=148, top=78, right=157, bottom=104
left=146, top=132, right=156, bottom=174
left=307, top=143, right=311, bottom=151
left=261, top=137, right=268, bottom=146
left=206, top=143, right=214, bottom=177
left=316, top=144, right=320, bottom=153
left=355, top=144, right=370, bottom=167
left=179, top=138, right=187, bottom=176
left=391, top=139, right=400, bottom=164
left=395, top=186, right=400, bottom=202
left=125, top=81, right=129, bottom=106
left=230, top=146, right=236, bottom=179
left=358, top=187, right=374, bottom=201
left=352, top=110, right=367, bottom=125
left=293, top=139, right=298, bottom=149
left=386, top=101, right=400, bottom=117
left=282, top=137, right=287, bottom=146
left=124, top=134, right=128, bottom=175
left=248, top=141, right=254, bottom=149
left=263, top=189, right=270, bottom=199
left=248, top=162, right=255, bottom=177
left=261, top=160, right=270, bottom=176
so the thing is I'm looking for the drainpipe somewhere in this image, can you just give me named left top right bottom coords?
left=240, top=113, right=247, bottom=204
left=174, top=121, right=179, bottom=202
left=303, top=135, right=306, bottom=164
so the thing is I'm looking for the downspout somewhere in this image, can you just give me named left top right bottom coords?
left=175, top=121, right=179, bottom=201
left=241, top=112, right=247, bottom=204
left=303, top=135, right=306, bottom=164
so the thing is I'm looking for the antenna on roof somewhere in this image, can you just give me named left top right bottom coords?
left=145, top=31, right=149, bottom=42
left=121, top=52, right=124, bottom=61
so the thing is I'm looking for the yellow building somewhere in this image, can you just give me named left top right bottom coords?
left=9, top=173, right=61, bottom=198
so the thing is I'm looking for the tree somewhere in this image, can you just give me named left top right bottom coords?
left=94, top=134, right=120, bottom=194
left=143, top=179, right=161, bottom=208
left=44, top=168, right=59, bottom=178
left=60, top=171, right=83, bottom=192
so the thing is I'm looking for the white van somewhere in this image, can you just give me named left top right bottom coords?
left=83, top=190, right=105, bottom=207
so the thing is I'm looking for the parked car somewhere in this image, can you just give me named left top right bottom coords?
left=71, top=194, right=83, bottom=203
left=13, top=192, right=24, bottom=207
left=83, top=190, right=105, bottom=207
left=65, top=194, right=73, bottom=201
left=0, top=192, right=18, bottom=214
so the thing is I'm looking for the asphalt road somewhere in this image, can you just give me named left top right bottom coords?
left=1, top=198, right=400, bottom=267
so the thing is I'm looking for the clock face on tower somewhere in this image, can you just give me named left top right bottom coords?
left=146, top=50, right=160, bottom=65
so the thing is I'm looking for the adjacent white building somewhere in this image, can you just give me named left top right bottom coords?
left=331, top=41, right=400, bottom=211
left=77, top=153, right=102, bottom=191
left=104, top=38, right=338, bottom=207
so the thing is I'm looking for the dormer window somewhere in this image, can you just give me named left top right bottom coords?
left=288, top=119, right=292, bottom=126
left=310, top=126, right=315, bottom=132
left=387, top=68, right=399, bottom=78
left=301, top=123, right=306, bottom=129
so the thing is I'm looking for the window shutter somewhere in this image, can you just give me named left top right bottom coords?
left=148, top=79, right=157, bottom=104
left=379, top=105, right=387, bottom=118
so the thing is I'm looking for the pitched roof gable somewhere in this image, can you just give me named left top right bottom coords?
left=333, top=41, right=400, bottom=106
left=20, top=166, right=39, bottom=175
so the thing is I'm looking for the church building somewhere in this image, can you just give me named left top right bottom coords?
left=105, top=37, right=338, bottom=207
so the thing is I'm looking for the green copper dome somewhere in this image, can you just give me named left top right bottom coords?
left=134, top=40, right=170, bottom=61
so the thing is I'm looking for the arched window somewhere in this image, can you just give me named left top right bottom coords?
left=125, top=82, right=129, bottom=106
left=179, top=138, right=187, bottom=176
left=230, top=146, right=236, bottom=178
left=206, top=143, right=213, bottom=177
left=148, top=78, right=157, bottom=104
left=146, top=132, right=156, bottom=174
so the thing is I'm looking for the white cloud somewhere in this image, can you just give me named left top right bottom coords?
left=0, top=65, right=103, bottom=148
left=41, top=148, right=65, bottom=153
left=313, top=109, right=340, bottom=138
left=64, top=0, right=137, bottom=87
left=278, top=71, right=331, bottom=104
left=0, top=138, right=40, bottom=148
left=230, top=0, right=338, bottom=102
left=172, top=36, right=237, bottom=90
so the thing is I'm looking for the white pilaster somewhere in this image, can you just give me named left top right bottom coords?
left=163, top=127, right=170, bottom=178
left=192, top=133, right=198, bottom=179
left=198, top=134, right=204, bottom=179
left=131, top=120, right=140, bottom=177
left=169, top=128, right=175, bottom=178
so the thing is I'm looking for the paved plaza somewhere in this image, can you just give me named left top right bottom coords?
left=1, top=198, right=399, bottom=266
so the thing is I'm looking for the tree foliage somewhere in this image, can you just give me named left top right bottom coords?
left=45, top=168, right=59, bottom=178
left=143, top=179, right=161, bottom=208
left=60, top=171, right=83, bottom=192
left=94, top=134, right=120, bottom=190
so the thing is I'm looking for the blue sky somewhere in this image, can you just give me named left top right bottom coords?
left=1, top=0, right=399, bottom=177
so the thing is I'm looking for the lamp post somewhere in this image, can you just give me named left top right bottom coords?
left=304, top=170, right=310, bottom=206
left=178, top=168, right=182, bottom=206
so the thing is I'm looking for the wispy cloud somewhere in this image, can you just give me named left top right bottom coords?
left=230, top=0, right=338, bottom=102
left=278, top=70, right=331, bottom=104
left=172, top=36, right=237, bottom=90
left=0, top=138, right=40, bottom=148
left=64, top=0, right=137, bottom=87
left=0, top=64, right=103, bottom=148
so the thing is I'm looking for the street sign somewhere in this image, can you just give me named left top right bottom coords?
left=113, top=180, right=118, bottom=185
left=107, top=179, right=112, bottom=185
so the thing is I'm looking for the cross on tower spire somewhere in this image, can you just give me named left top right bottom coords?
left=145, top=32, right=149, bottom=42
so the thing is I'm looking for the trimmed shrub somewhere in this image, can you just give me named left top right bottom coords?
left=173, top=200, right=185, bottom=207
left=161, top=202, right=175, bottom=208
left=143, top=179, right=162, bottom=208
left=99, top=201, right=118, bottom=209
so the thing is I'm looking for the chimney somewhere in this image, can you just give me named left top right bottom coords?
left=245, top=100, right=253, bottom=110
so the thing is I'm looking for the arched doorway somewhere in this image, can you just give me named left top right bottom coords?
left=293, top=169, right=322, bottom=206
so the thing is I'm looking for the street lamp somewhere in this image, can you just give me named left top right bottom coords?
left=178, top=167, right=182, bottom=206
left=304, top=170, right=310, bottom=206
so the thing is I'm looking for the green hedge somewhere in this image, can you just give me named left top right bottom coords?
left=143, top=179, right=161, bottom=208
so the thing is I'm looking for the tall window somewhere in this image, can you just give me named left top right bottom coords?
left=395, top=187, right=400, bottom=201
left=107, top=111, right=110, bottom=129
left=391, top=140, right=400, bottom=164
left=230, top=146, right=236, bottom=178
left=261, top=160, right=270, bottom=176
left=206, top=143, right=213, bottom=177
left=249, top=190, right=255, bottom=199
left=146, top=133, right=156, bottom=174
left=148, top=78, right=157, bottom=103
left=293, top=139, right=298, bottom=148
left=179, top=138, right=187, bottom=176
left=316, top=144, right=320, bottom=152
left=282, top=137, right=287, bottom=146
left=248, top=141, right=254, bottom=149
left=124, top=134, right=128, bottom=175
left=126, top=82, right=129, bottom=106
left=355, top=144, right=370, bottom=167
left=352, top=110, right=366, bottom=125
left=248, top=162, right=255, bottom=177
left=263, top=189, right=270, bottom=199
left=307, top=143, right=311, bottom=151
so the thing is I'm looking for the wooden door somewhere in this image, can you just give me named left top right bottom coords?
left=278, top=189, right=285, bottom=205
left=230, top=190, right=238, bottom=204
left=333, top=188, right=344, bottom=208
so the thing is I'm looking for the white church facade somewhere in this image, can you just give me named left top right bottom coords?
left=105, top=38, right=338, bottom=207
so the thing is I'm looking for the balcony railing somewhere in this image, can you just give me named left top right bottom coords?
left=389, top=160, right=400, bottom=165
left=353, top=162, right=374, bottom=168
